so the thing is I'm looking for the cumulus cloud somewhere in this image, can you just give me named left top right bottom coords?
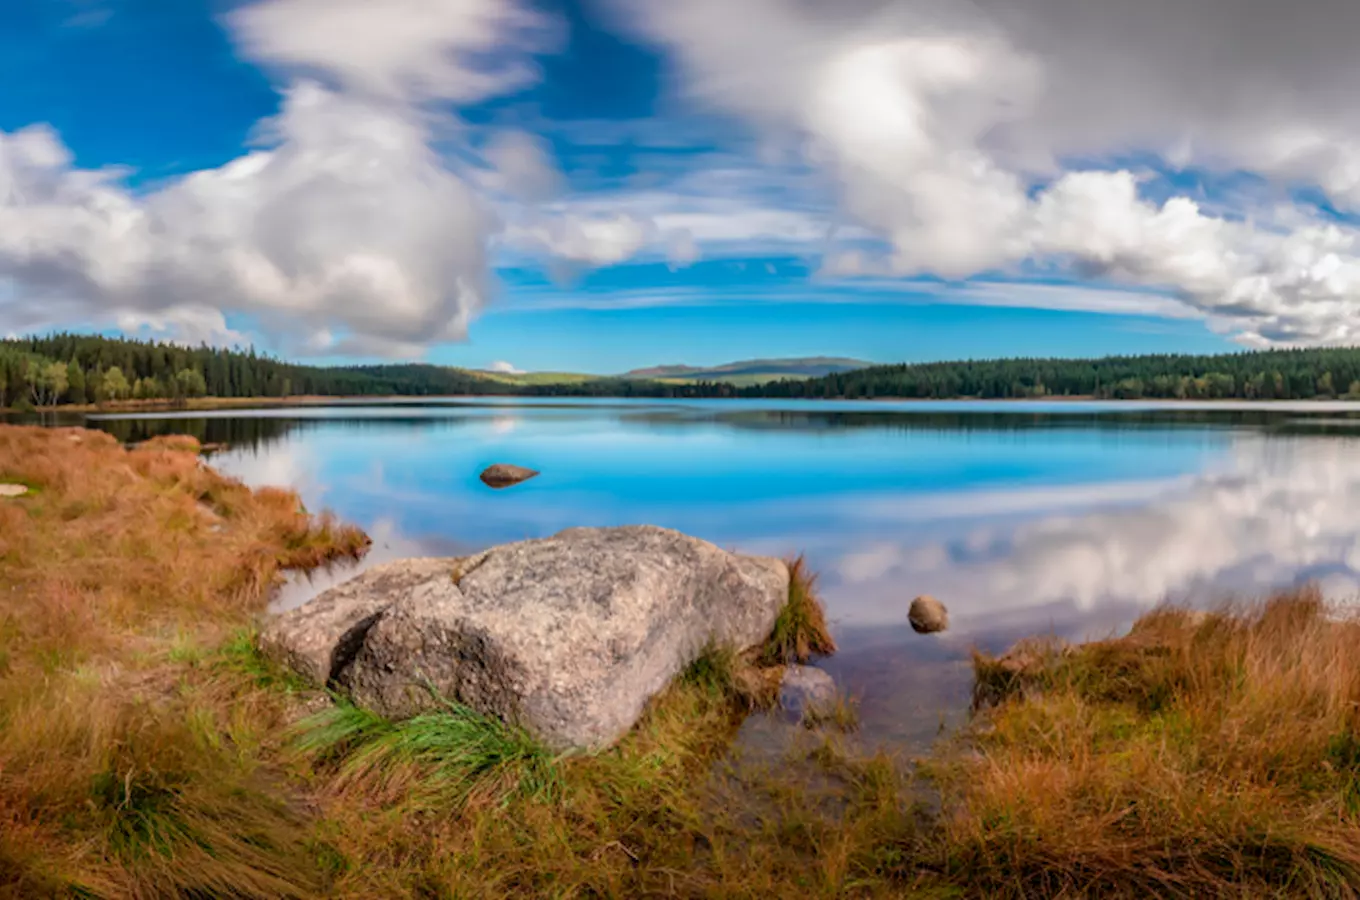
left=224, top=0, right=559, bottom=104
left=487, top=360, right=523, bottom=374
left=0, top=0, right=648, bottom=355
left=0, top=85, right=490, bottom=357
left=610, top=0, right=1360, bottom=347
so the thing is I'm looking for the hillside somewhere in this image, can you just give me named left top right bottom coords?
left=463, top=369, right=597, bottom=387
left=622, top=357, right=871, bottom=385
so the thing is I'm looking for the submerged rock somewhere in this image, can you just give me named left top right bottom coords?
left=266, top=525, right=789, bottom=750
left=909, top=595, right=949, bottom=634
left=779, top=665, right=836, bottom=715
left=0, top=484, right=28, bottom=498
left=479, top=463, right=539, bottom=489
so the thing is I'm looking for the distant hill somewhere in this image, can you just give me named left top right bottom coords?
left=622, top=357, right=872, bottom=385
left=463, top=369, right=597, bottom=387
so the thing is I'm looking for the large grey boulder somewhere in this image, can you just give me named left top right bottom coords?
left=259, top=558, right=455, bottom=686
left=268, top=525, right=790, bottom=750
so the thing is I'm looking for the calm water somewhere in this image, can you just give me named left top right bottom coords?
left=75, top=398, right=1360, bottom=749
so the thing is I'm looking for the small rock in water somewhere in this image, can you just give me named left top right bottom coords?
left=779, top=665, right=836, bottom=715
left=479, top=463, right=539, bottom=489
left=0, top=484, right=29, bottom=498
left=909, top=594, right=949, bottom=634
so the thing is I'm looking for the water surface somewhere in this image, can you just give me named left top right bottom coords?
left=80, top=399, right=1360, bottom=749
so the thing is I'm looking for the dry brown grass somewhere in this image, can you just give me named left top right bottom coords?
left=19, top=419, right=1350, bottom=897
left=948, top=590, right=1360, bottom=898
left=0, top=425, right=367, bottom=897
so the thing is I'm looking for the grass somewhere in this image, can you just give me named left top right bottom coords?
left=0, top=424, right=367, bottom=897
left=948, top=591, right=1360, bottom=898
left=292, top=695, right=562, bottom=809
left=802, top=692, right=862, bottom=734
left=463, top=369, right=598, bottom=386
left=10, top=420, right=1357, bottom=897
left=761, top=554, right=838, bottom=665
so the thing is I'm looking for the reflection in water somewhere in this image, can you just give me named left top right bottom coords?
left=75, top=400, right=1360, bottom=749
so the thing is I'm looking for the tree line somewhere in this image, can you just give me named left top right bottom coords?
left=0, top=335, right=497, bottom=409
left=7, top=334, right=1360, bottom=408
left=737, top=349, right=1360, bottom=401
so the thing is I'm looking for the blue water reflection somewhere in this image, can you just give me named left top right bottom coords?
left=81, top=400, right=1360, bottom=747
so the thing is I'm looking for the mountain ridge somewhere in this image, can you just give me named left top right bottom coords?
left=621, top=356, right=872, bottom=381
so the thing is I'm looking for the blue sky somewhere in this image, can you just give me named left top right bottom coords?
left=2, top=0, right=1357, bottom=372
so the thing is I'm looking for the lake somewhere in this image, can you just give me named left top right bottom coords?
left=74, top=398, right=1360, bottom=750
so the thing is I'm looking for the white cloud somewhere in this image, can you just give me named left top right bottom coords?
left=224, top=0, right=559, bottom=104
left=503, top=213, right=652, bottom=268
left=665, top=229, right=700, bottom=269
left=488, top=360, right=523, bottom=374
left=0, top=85, right=492, bottom=357
left=0, top=0, right=658, bottom=355
left=940, top=282, right=1200, bottom=321
left=479, top=130, right=565, bottom=203
left=487, top=155, right=845, bottom=268
left=610, top=0, right=1360, bottom=347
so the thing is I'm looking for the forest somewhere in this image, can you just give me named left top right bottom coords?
left=743, top=348, right=1360, bottom=400
left=5, top=333, right=1360, bottom=407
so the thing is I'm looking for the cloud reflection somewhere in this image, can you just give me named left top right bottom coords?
left=831, top=437, right=1360, bottom=633
left=209, top=418, right=1360, bottom=644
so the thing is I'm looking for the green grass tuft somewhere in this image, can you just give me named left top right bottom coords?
left=215, top=627, right=315, bottom=694
left=293, top=695, right=561, bottom=809
left=760, top=555, right=837, bottom=666
left=682, top=643, right=743, bottom=700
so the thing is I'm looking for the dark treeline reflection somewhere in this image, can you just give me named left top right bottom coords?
left=87, top=415, right=299, bottom=447
left=68, top=403, right=1360, bottom=451
left=618, top=406, right=1360, bottom=437
left=82, top=414, right=491, bottom=450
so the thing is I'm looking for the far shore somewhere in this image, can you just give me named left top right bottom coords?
left=6, top=392, right=1360, bottom=416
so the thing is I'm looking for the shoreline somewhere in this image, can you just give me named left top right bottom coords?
left=6, top=392, right=1360, bottom=415
left=3, top=422, right=1360, bottom=896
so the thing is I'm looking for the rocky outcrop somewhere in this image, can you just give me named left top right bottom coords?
left=479, top=464, right=539, bottom=489
left=258, top=558, right=454, bottom=686
left=909, top=595, right=949, bottom=634
left=264, top=525, right=790, bottom=750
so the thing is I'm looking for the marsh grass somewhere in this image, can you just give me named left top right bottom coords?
left=802, top=691, right=862, bottom=734
left=0, top=425, right=366, bottom=897
left=761, top=554, right=837, bottom=666
left=17, top=420, right=1354, bottom=897
left=949, top=590, right=1360, bottom=898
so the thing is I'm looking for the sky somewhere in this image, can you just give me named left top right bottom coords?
left=4, top=0, right=1360, bottom=373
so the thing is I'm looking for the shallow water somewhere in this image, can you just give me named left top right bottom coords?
left=76, top=398, right=1360, bottom=751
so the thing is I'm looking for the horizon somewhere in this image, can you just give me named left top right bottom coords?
left=7, top=330, right=1359, bottom=381
left=3, top=1, right=1359, bottom=369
